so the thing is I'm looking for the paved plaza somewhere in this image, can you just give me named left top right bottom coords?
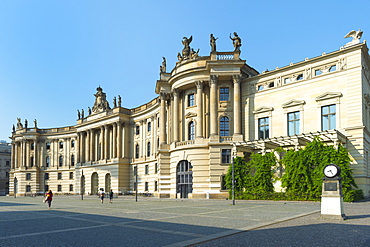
left=0, top=195, right=369, bottom=246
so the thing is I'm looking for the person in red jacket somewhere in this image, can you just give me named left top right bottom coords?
left=45, top=190, right=53, bottom=210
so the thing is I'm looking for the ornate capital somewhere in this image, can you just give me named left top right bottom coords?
left=232, top=74, right=241, bottom=84
left=195, top=80, right=204, bottom=90
left=173, top=88, right=179, bottom=97
left=210, top=75, right=218, bottom=84
left=160, top=92, right=168, bottom=100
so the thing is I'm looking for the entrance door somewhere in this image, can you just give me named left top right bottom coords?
left=176, top=160, right=193, bottom=198
left=91, top=172, right=99, bottom=195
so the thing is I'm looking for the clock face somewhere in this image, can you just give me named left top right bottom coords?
left=324, top=165, right=338, bottom=178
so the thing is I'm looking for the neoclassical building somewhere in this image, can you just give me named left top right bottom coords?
left=9, top=32, right=370, bottom=198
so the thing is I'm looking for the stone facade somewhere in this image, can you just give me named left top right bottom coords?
left=8, top=36, right=370, bottom=198
left=0, top=141, right=11, bottom=195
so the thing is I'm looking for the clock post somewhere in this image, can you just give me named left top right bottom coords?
left=320, top=163, right=347, bottom=220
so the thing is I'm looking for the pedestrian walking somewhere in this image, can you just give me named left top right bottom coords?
left=109, top=190, right=114, bottom=203
left=99, top=189, right=105, bottom=204
left=44, top=190, right=53, bottom=210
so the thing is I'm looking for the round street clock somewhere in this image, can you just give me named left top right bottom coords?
left=323, top=164, right=341, bottom=178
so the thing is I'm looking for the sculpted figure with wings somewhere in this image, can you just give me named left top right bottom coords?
left=344, top=29, right=363, bottom=47
left=182, top=36, right=192, bottom=58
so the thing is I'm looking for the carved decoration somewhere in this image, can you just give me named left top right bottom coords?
left=92, top=86, right=111, bottom=113
left=282, top=99, right=306, bottom=108
left=253, top=106, right=274, bottom=114
left=195, top=81, right=203, bottom=89
left=185, top=112, right=197, bottom=118
left=344, top=29, right=363, bottom=47
left=315, top=92, right=343, bottom=102
left=16, top=118, right=23, bottom=129
left=229, top=32, right=242, bottom=52
left=232, top=74, right=241, bottom=84
left=210, top=34, right=218, bottom=53
left=210, top=75, right=218, bottom=84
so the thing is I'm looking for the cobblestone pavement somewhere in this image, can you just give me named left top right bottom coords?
left=0, top=195, right=368, bottom=246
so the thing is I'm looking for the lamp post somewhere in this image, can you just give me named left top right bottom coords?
left=230, top=142, right=241, bottom=205
left=81, top=170, right=84, bottom=200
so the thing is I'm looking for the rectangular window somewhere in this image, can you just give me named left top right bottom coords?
left=59, top=141, right=63, bottom=149
left=220, top=87, right=229, bottom=101
left=188, top=94, right=195, bottom=107
left=221, top=149, right=231, bottom=164
left=145, top=182, right=149, bottom=191
left=154, top=181, right=158, bottom=191
left=69, top=184, right=73, bottom=192
left=145, top=165, right=149, bottom=175
left=69, top=172, right=73, bottom=180
left=44, top=173, right=49, bottom=180
left=58, top=172, right=62, bottom=180
left=288, top=111, right=300, bottom=135
left=58, top=185, right=62, bottom=192
left=30, top=157, right=34, bottom=167
left=26, top=185, right=31, bottom=192
left=258, top=117, right=269, bottom=139
left=44, top=185, right=49, bottom=192
left=26, top=173, right=31, bottom=180
left=148, top=122, right=151, bottom=132
left=46, top=143, right=51, bottom=150
left=134, top=166, right=137, bottom=176
left=155, top=163, right=158, bottom=173
left=135, top=125, right=140, bottom=135
left=322, top=104, right=336, bottom=131
left=6, top=161, right=10, bottom=166
left=71, top=140, right=75, bottom=148
left=6, top=172, right=9, bottom=178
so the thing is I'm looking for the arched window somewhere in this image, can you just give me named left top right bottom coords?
left=220, top=116, right=230, bottom=136
left=135, top=144, right=139, bottom=159
left=46, top=156, right=50, bottom=167
left=147, top=142, right=151, bottom=157
left=188, top=121, right=195, bottom=140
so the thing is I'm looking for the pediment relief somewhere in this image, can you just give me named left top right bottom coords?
left=185, top=112, right=197, bottom=118
left=315, top=92, right=342, bottom=101
left=282, top=99, right=306, bottom=108
left=253, top=106, right=274, bottom=114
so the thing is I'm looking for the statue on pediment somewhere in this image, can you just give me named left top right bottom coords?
left=92, top=86, right=111, bottom=113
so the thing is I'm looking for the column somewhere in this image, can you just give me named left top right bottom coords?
left=233, top=74, right=242, bottom=135
left=113, top=123, right=117, bottom=158
left=81, top=132, right=85, bottom=163
left=11, top=143, right=15, bottom=169
left=77, top=133, right=81, bottom=163
left=22, top=140, right=26, bottom=167
left=34, top=140, right=38, bottom=167
left=104, top=125, right=109, bottom=160
left=100, top=126, right=105, bottom=160
left=90, top=130, right=94, bottom=162
left=210, top=75, right=218, bottom=137
left=195, top=81, right=204, bottom=138
left=159, top=92, right=167, bottom=145
left=173, top=89, right=179, bottom=142
left=117, top=122, right=122, bottom=158
left=86, top=130, right=90, bottom=162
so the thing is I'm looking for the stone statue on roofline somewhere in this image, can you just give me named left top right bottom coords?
left=182, top=36, right=192, bottom=58
left=210, top=34, right=218, bottom=53
left=229, top=32, right=242, bottom=52
left=160, top=57, right=166, bottom=73
left=118, top=95, right=122, bottom=107
left=344, top=29, right=363, bottom=47
left=92, top=86, right=111, bottom=113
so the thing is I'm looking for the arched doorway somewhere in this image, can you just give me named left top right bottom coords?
left=14, top=177, right=18, bottom=196
left=91, top=172, right=99, bottom=195
left=176, top=160, right=193, bottom=198
left=105, top=173, right=111, bottom=192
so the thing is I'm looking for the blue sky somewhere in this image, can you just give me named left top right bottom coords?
left=1, top=0, right=370, bottom=141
